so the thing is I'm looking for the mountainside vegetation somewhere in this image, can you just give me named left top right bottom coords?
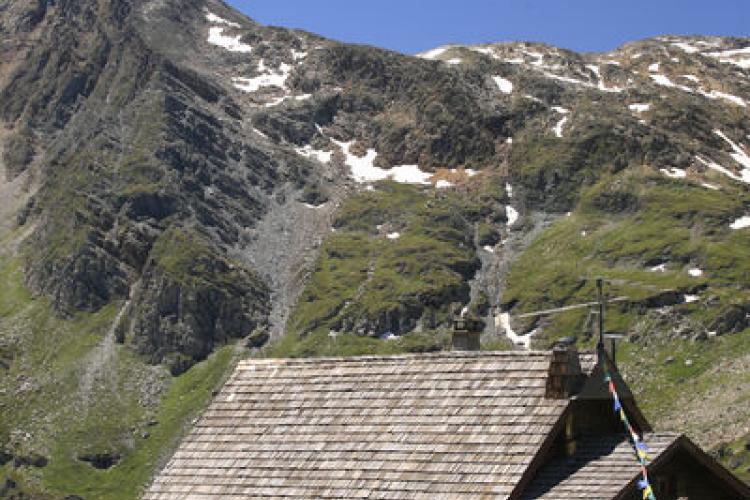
left=0, top=0, right=748, bottom=496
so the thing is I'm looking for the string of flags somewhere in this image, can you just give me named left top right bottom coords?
left=603, top=362, right=657, bottom=500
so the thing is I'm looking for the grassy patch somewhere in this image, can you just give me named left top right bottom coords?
left=278, top=181, right=489, bottom=356
left=617, top=327, right=750, bottom=483
left=39, top=346, right=236, bottom=500
left=719, top=432, right=750, bottom=484
left=501, top=167, right=750, bottom=481
left=502, top=170, right=749, bottom=345
left=0, top=255, right=239, bottom=499
left=266, top=328, right=451, bottom=359
left=618, top=328, right=750, bottom=421
left=151, top=226, right=267, bottom=295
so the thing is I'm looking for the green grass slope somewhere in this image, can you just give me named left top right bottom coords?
left=0, top=252, right=238, bottom=499
left=502, top=167, right=750, bottom=477
left=269, top=179, right=508, bottom=358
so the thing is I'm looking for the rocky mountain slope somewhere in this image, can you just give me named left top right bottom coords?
left=0, top=0, right=748, bottom=496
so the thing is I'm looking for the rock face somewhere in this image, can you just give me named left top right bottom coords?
left=1, top=0, right=749, bottom=495
left=0, top=0, right=319, bottom=367
left=1, top=0, right=749, bottom=370
left=117, top=228, right=270, bottom=374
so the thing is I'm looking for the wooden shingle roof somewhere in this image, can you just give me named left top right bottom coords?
left=520, top=433, right=678, bottom=499
left=144, top=351, right=595, bottom=499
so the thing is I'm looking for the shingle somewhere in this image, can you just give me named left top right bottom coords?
left=146, top=351, right=580, bottom=499
left=519, top=433, right=679, bottom=499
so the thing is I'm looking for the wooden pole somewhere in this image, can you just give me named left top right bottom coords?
left=597, top=278, right=604, bottom=352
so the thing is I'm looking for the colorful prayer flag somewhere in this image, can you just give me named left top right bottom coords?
left=604, top=360, right=657, bottom=500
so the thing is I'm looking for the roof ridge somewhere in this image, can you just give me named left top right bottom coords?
left=238, top=349, right=580, bottom=367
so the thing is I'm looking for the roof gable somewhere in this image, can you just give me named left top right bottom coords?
left=614, top=435, right=750, bottom=500
left=145, top=350, right=747, bottom=500
left=575, top=350, right=652, bottom=433
left=519, top=433, right=679, bottom=499
left=145, top=351, right=587, bottom=499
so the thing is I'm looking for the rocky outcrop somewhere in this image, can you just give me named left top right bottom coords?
left=711, top=303, right=750, bottom=336
left=1, top=128, right=34, bottom=180
left=117, top=228, right=270, bottom=374
left=2, top=0, right=749, bottom=376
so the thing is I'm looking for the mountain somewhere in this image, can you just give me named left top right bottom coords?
left=0, top=0, right=748, bottom=497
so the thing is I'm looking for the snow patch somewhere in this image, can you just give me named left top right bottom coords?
left=552, top=106, right=570, bottom=136
left=650, top=263, right=668, bottom=272
left=387, top=165, right=436, bottom=184
left=525, top=51, right=545, bottom=66
left=483, top=245, right=495, bottom=254
left=629, top=103, right=651, bottom=113
left=232, top=60, right=291, bottom=92
left=672, top=42, right=700, bottom=54
left=681, top=74, right=701, bottom=83
left=706, top=46, right=750, bottom=69
left=506, top=206, right=519, bottom=226
left=586, top=64, right=623, bottom=92
left=649, top=62, right=660, bottom=73
left=714, top=130, right=750, bottom=180
left=263, top=96, right=289, bottom=107
left=650, top=74, right=679, bottom=88
left=730, top=216, right=750, bottom=230
left=688, top=268, right=704, bottom=277
left=660, top=167, right=687, bottom=179
left=207, top=27, right=253, bottom=53
left=505, top=183, right=513, bottom=198
left=684, top=294, right=700, bottom=303
left=418, top=46, right=452, bottom=60
left=295, top=145, right=332, bottom=164
left=332, top=140, right=463, bottom=186
left=205, top=12, right=240, bottom=27
left=586, top=64, right=601, bottom=79
left=543, top=72, right=622, bottom=93
left=252, top=127, right=268, bottom=140
left=386, top=232, right=401, bottom=240
left=332, top=140, right=387, bottom=183
left=493, top=76, right=514, bottom=94
left=696, top=156, right=749, bottom=184
left=447, top=58, right=463, bottom=65
left=649, top=75, right=745, bottom=107
left=291, top=49, right=307, bottom=61
left=498, top=312, right=532, bottom=349
left=700, top=182, right=719, bottom=190
left=471, top=46, right=495, bottom=57
left=701, top=90, right=746, bottom=107
left=305, top=131, right=477, bottom=187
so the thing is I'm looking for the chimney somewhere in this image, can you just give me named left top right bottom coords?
left=545, top=338, right=584, bottom=399
left=452, top=316, right=481, bottom=351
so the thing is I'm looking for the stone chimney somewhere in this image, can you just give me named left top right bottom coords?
left=452, top=316, right=481, bottom=351
left=545, top=338, right=584, bottom=399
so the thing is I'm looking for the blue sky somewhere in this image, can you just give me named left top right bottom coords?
left=227, top=0, right=749, bottom=54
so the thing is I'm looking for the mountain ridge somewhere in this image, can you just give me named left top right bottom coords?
left=0, top=0, right=748, bottom=496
